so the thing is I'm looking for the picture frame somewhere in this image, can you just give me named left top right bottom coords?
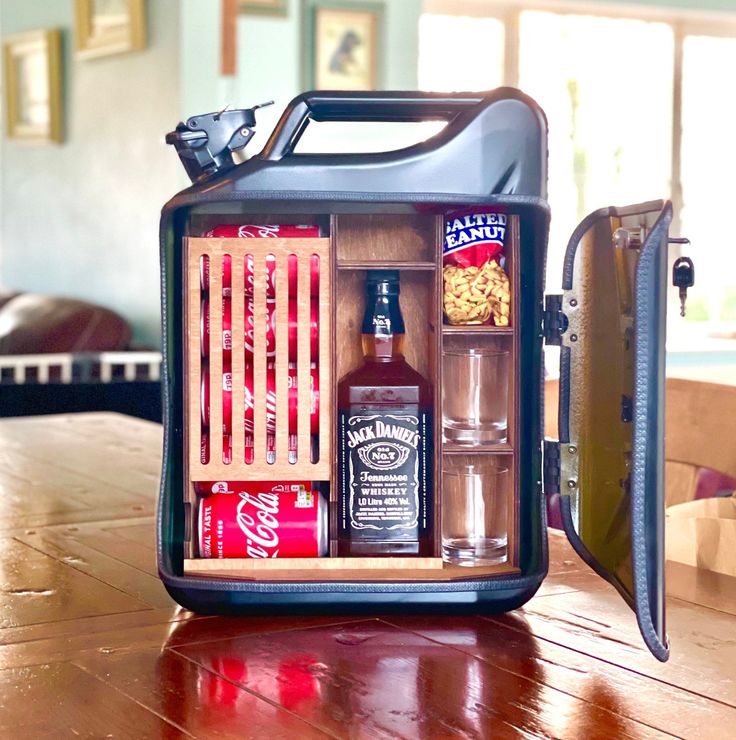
left=239, top=0, right=288, bottom=16
left=304, top=1, right=383, bottom=91
left=74, top=0, right=146, bottom=59
left=3, top=29, right=63, bottom=143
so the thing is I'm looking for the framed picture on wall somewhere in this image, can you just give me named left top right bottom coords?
left=74, top=0, right=147, bottom=59
left=240, top=0, right=288, bottom=15
left=304, top=1, right=383, bottom=90
left=3, top=29, right=63, bottom=143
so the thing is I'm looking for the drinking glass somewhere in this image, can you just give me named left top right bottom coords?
left=442, top=348, right=509, bottom=444
left=442, top=457, right=508, bottom=566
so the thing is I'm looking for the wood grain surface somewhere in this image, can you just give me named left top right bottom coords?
left=0, top=412, right=733, bottom=738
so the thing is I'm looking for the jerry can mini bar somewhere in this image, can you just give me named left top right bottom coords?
left=158, top=88, right=690, bottom=662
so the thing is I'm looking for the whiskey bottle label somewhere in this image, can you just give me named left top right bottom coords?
left=339, top=411, right=430, bottom=534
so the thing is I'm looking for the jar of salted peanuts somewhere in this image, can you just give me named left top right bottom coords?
left=443, top=211, right=511, bottom=326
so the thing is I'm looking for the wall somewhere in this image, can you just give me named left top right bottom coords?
left=0, top=0, right=183, bottom=348
left=2, top=0, right=729, bottom=346
left=180, top=0, right=424, bottom=155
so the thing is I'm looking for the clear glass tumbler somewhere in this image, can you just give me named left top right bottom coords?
left=442, top=348, right=509, bottom=444
left=442, top=457, right=508, bottom=566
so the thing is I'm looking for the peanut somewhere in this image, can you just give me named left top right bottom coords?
left=443, top=259, right=511, bottom=326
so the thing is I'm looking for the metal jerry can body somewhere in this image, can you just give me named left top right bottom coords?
left=158, top=89, right=676, bottom=661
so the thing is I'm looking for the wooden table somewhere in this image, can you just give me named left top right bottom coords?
left=1, top=413, right=734, bottom=739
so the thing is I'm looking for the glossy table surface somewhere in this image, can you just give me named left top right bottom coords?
left=1, top=412, right=734, bottom=739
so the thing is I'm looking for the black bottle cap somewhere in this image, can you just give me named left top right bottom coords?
left=366, top=270, right=400, bottom=294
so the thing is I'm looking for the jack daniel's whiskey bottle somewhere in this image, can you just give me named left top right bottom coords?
left=337, top=271, right=433, bottom=556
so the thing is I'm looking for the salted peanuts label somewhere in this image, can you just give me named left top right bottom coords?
left=442, top=210, right=510, bottom=326
left=444, top=212, right=506, bottom=265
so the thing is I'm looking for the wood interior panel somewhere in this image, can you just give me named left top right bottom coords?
left=439, top=214, right=520, bottom=567
left=183, top=557, right=519, bottom=582
left=184, top=211, right=519, bottom=579
left=509, top=215, right=520, bottom=561
left=335, top=269, right=436, bottom=382
left=336, top=214, right=436, bottom=262
left=187, top=213, right=331, bottom=237
left=433, top=214, right=444, bottom=555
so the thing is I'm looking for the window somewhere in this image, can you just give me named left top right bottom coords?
left=418, top=14, right=504, bottom=92
left=419, top=2, right=736, bottom=356
left=518, top=11, right=673, bottom=292
left=680, top=34, right=736, bottom=327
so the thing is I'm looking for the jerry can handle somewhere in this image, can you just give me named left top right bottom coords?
left=261, top=90, right=484, bottom=161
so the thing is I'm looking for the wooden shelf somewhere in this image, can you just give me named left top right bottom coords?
left=184, top=557, right=520, bottom=582
left=443, top=442, right=514, bottom=455
left=442, top=325, right=514, bottom=334
left=337, top=260, right=437, bottom=271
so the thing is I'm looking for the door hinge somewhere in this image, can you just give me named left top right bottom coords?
left=543, top=294, right=567, bottom=345
left=543, top=438, right=561, bottom=494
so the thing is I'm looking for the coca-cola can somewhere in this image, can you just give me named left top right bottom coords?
left=197, top=487, right=328, bottom=558
left=200, top=427, right=209, bottom=465
left=200, top=297, right=210, bottom=359
left=287, top=304, right=319, bottom=360
left=200, top=255, right=210, bottom=294
left=206, top=224, right=321, bottom=239
left=244, top=363, right=254, bottom=464
left=222, top=299, right=232, bottom=356
left=244, top=253, right=277, bottom=299
left=286, top=362, right=320, bottom=439
left=244, top=295, right=276, bottom=358
left=201, top=368, right=210, bottom=427
left=310, top=362, right=320, bottom=436
left=266, top=359, right=276, bottom=464
left=222, top=370, right=232, bottom=432
left=310, top=253, right=320, bottom=300
left=222, top=254, right=232, bottom=298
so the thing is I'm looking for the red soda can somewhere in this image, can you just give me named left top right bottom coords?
left=206, top=224, right=321, bottom=239
left=200, top=255, right=210, bottom=294
left=221, top=260, right=232, bottom=463
left=244, top=362, right=254, bottom=464
left=222, top=299, right=232, bottom=356
left=244, top=253, right=277, bottom=300
left=287, top=363, right=298, bottom=462
left=285, top=363, right=319, bottom=451
left=222, top=370, right=232, bottom=432
left=222, top=254, right=232, bottom=298
left=200, top=427, right=210, bottom=465
left=266, top=359, right=276, bottom=464
left=244, top=296, right=275, bottom=358
left=310, top=253, right=320, bottom=301
left=310, top=363, right=320, bottom=436
left=200, top=297, right=210, bottom=359
left=201, top=368, right=210, bottom=427
left=287, top=307, right=319, bottom=359
left=197, top=487, right=328, bottom=558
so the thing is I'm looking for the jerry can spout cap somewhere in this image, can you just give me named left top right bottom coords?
left=165, top=101, right=273, bottom=183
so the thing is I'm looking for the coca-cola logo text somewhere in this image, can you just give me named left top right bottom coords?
left=236, top=491, right=280, bottom=558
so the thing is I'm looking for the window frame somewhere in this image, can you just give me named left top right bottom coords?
left=423, top=0, right=736, bottom=240
left=422, top=0, right=736, bottom=338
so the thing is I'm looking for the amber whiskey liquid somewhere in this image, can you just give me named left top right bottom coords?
left=337, top=271, right=434, bottom=557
